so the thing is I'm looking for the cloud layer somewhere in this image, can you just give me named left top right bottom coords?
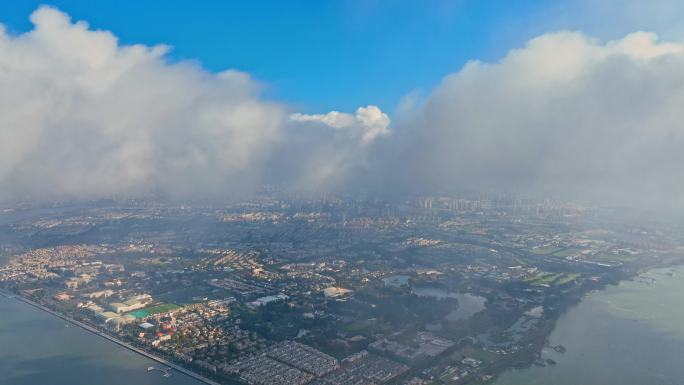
left=0, top=7, right=381, bottom=200
left=3, top=7, right=684, bottom=208
left=290, top=105, right=390, bottom=145
left=387, top=31, right=684, bottom=207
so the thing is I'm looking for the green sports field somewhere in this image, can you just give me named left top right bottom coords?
left=128, top=303, right=180, bottom=319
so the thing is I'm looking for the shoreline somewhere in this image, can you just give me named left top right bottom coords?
left=488, top=263, right=684, bottom=383
left=3, top=263, right=681, bottom=385
left=0, top=288, right=222, bottom=385
left=483, top=262, right=684, bottom=383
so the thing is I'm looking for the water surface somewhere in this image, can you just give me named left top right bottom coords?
left=382, top=275, right=410, bottom=287
left=493, top=266, right=684, bottom=385
left=412, top=286, right=486, bottom=321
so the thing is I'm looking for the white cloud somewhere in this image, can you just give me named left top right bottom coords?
left=387, top=30, right=684, bottom=207
left=0, top=6, right=383, bottom=201
left=290, top=105, right=390, bottom=145
left=0, top=6, right=286, bottom=200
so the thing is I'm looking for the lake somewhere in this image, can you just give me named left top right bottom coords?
left=0, top=294, right=205, bottom=385
left=493, top=266, right=684, bottom=385
left=412, top=286, right=487, bottom=321
left=383, top=275, right=411, bottom=287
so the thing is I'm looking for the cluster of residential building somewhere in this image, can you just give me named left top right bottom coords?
left=311, top=350, right=408, bottom=385
left=224, top=342, right=408, bottom=385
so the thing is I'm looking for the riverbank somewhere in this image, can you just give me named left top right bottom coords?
left=0, top=288, right=222, bottom=385
left=491, top=265, right=684, bottom=385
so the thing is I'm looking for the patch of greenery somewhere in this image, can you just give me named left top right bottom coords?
left=524, top=272, right=562, bottom=285
left=555, top=273, right=581, bottom=285
left=144, top=303, right=180, bottom=315
left=551, top=248, right=582, bottom=258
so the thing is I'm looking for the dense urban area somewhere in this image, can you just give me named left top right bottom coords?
left=1, top=192, right=682, bottom=385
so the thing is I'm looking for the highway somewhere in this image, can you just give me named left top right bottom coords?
left=0, top=288, right=223, bottom=385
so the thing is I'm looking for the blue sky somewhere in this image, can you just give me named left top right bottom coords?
left=0, top=1, right=679, bottom=113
